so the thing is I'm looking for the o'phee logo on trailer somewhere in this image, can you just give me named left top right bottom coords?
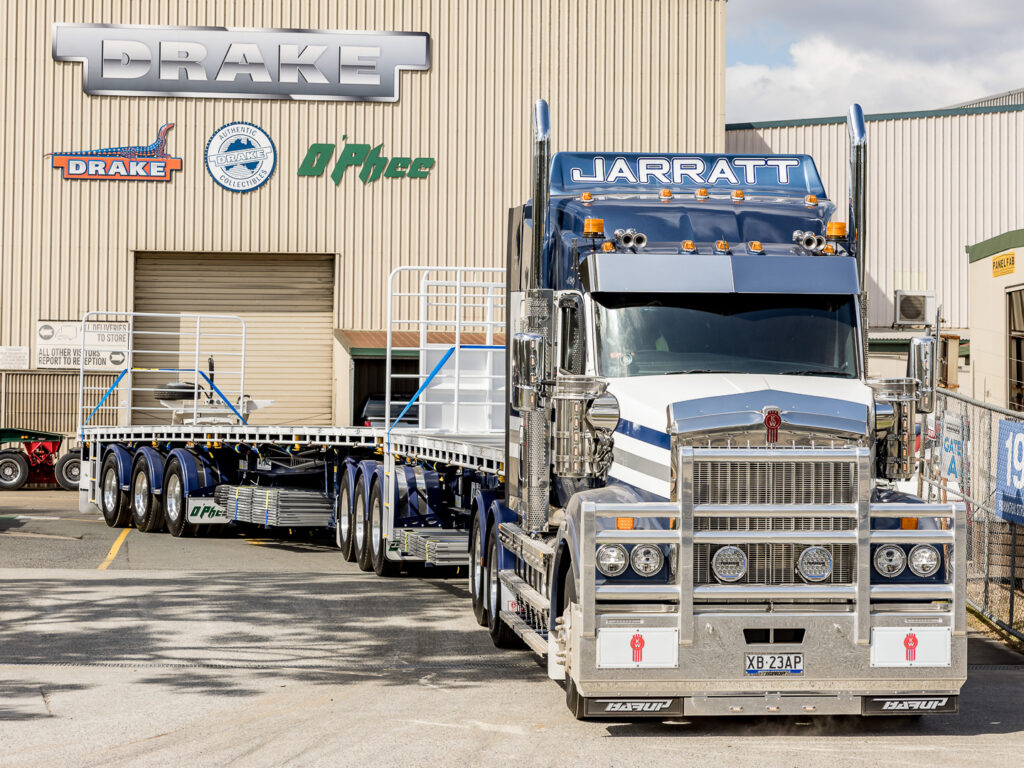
left=52, top=23, right=430, bottom=102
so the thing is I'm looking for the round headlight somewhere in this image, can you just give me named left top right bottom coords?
left=797, top=546, right=833, bottom=583
left=908, top=544, right=941, bottom=578
left=711, top=546, right=747, bottom=583
left=873, top=544, right=906, bottom=578
left=630, top=544, right=665, bottom=577
left=596, top=544, right=629, bottom=577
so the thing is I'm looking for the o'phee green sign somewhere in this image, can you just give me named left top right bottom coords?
left=298, top=141, right=435, bottom=184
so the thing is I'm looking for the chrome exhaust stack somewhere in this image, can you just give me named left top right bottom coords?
left=530, top=99, right=551, bottom=291
left=847, top=103, right=870, bottom=373
left=632, top=231, right=648, bottom=249
left=614, top=228, right=635, bottom=248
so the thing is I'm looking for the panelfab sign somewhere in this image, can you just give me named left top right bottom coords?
left=46, top=123, right=182, bottom=181
left=52, top=23, right=430, bottom=102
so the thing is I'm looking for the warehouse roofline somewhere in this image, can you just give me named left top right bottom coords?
left=726, top=102, right=1024, bottom=131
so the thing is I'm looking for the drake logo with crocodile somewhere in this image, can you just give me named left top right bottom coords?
left=45, top=123, right=182, bottom=181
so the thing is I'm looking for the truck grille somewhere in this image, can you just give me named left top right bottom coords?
left=693, top=456, right=859, bottom=590
left=694, top=459, right=856, bottom=506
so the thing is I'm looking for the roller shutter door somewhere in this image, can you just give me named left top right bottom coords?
left=133, top=253, right=334, bottom=425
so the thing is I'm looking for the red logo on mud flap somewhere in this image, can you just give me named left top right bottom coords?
left=630, top=633, right=645, bottom=663
left=763, top=408, right=782, bottom=444
left=904, top=631, right=918, bottom=661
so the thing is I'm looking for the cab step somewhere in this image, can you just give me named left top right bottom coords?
left=498, top=569, right=550, bottom=613
left=500, top=610, right=549, bottom=655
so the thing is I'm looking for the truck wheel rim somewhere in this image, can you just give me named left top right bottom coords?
left=355, top=497, right=364, bottom=550
left=489, top=543, right=498, bottom=616
left=134, top=472, right=149, bottom=513
left=470, top=533, right=482, bottom=598
left=103, top=468, right=118, bottom=510
left=0, top=459, right=18, bottom=482
left=371, top=493, right=381, bottom=555
left=338, top=486, right=350, bottom=543
left=65, top=460, right=80, bottom=482
left=165, top=474, right=181, bottom=523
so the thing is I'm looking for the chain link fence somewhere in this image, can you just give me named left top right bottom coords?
left=921, top=388, right=1024, bottom=641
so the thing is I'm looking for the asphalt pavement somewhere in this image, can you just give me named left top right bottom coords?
left=2, top=490, right=1024, bottom=767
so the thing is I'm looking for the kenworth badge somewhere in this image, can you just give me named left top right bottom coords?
left=52, top=23, right=430, bottom=102
left=45, top=123, right=182, bottom=181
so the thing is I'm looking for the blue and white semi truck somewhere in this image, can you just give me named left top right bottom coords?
left=80, top=100, right=966, bottom=719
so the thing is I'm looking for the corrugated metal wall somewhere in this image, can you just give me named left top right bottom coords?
left=726, top=109, right=1024, bottom=330
left=954, top=89, right=1024, bottom=109
left=1, top=0, right=726, bottom=348
left=1, top=372, right=117, bottom=434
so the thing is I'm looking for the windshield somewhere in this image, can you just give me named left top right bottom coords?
left=593, top=293, right=859, bottom=378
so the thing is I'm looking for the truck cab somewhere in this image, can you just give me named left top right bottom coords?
left=497, top=100, right=964, bottom=718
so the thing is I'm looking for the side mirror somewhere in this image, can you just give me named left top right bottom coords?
left=907, top=336, right=936, bottom=414
left=512, top=332, right=545, bottom=412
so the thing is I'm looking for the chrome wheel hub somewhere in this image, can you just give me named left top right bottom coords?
left=103, top=468, right=118, bottom=511
left=165, top=474, right=181, bottom=522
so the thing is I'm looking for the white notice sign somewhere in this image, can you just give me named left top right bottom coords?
left=0, top=346, right=30, bottom=370
left=36, top=320, right=129, bottom=371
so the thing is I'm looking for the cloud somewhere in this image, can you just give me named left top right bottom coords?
left=726, top=0, right=1024, bottom=122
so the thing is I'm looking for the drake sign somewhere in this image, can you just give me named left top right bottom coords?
left=52, top=23, right=430, bottom=102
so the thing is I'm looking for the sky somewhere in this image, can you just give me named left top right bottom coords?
left=725, top=0, right=1024, bottom=123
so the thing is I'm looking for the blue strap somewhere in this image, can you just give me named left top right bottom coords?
left=81, top=368, right=128, bottom=437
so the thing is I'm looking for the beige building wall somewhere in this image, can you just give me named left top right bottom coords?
left=0, top=0, right=726, bottom=429
left=726, top=106, right=1024, bottom=332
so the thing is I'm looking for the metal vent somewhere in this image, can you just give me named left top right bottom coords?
left=695, top=542, right=856, bottom=586
left=694, top=460, right=857, bottom=506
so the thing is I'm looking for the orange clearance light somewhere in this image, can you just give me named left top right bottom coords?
left=581, top=191, right=594, bottom=203
left=805, top=194, right=818, bottom=208
left=583, top=217, right=604, bottom=238
left=823, top=243, right=836, bottom=254
left=659, top=188, right=673, bottom=202
left=601, top=240, right=615, bottom=252
left=901, top=517, right=919, bottom=530
left=715, top=239, right=729, bottom=253
left=695, top=187, right=709, bottom=201
left=616, top=517, right=635, bottom=531
left=827, top=221, right=848, bottom=238
left=731, top=189, right=745, bottom=202
left=681, top=239, right=697, bottom=253
left=748, top=240, right=764, bottom=254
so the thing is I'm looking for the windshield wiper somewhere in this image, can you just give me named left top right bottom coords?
left=779, top=368, right=850, bottom=377
left=662, top=369, right=737, bottom=375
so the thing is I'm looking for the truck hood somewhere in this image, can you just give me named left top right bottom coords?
left=605, top=373, right=873, bottom=436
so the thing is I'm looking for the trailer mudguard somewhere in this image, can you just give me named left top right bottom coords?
left=165, top=448, right=225, bottom=498
left=403, top=465, right=442, bottom=526
left=132, top=446, right=166, bottom=495
left=472, top=488, right=502, bottom=561
left=331, top=457, right=359, bottom=529
left=357, top=460, right=383, bottom=524
left=102, top=444, right=134, bottom=491
left=485, top=499, right=517, bottom=571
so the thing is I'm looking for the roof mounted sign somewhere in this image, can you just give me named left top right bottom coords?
left=550, top=152, right=826, bottom=198
left=52, top=23, right=430, bottom=102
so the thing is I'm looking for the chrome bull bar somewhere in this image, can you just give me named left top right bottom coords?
left=579, top=446, right=965, bottom=650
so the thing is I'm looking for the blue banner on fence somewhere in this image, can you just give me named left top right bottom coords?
left=996, top=419, right=1024, bottom=525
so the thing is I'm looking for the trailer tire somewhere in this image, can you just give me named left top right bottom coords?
left=336, top=472, right=356, bottom=561
left=468, top=516, right=487, bottom=626
left=0, top=450, right=30, bottom=491
left=562, top=569, right=587, bottom=720
left=54, top=450, right=82, bottom=491
left=369, top=480, right=399, bottom=577
left=99, top=455, right=131, bottom=527
left=131, top=457, right=165, bottom=533
left=163, top=459, right=195, bottom=538
left=485, top=524, right=522, bottom=648
left=354, top=481, right=373, bottom=571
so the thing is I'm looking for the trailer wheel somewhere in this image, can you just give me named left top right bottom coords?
left=163, top=459, right=195, bottom=538
left=369, top=480, right=399, bottom=577
left=562, top=569, right=587, bottom=720
left=54, top=450, right=82, bottom=491
left=468, top=516, right=487, bottom=626
left=354, top=480, right=373, bottom=571
left=0, top=450, right=30, bottom=491
left=336, top=472, right=356, bottom=561
left=485, top=524, right=522, bottom=648
left=131, top=458, right=165, bottom=533
left=100, top=454, right=131, bottom=527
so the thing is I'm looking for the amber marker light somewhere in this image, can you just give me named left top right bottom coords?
left=827, top=221, right=848, bottom=238
left=659, top=188, right=673, bottom=202
left=581, top=191, right=594, bottom=204
left=681, top=239, right=697, bottom=253
left=748, top=240, right=764, bottom=254
left=601, top=240, right=615, bottom=252
left=715, top=239, right=730, bottom=253
left=695, top=187, right=709, bottom=201
left=583, top=217, right=605, bottom=238
left=805, top=194, right=818, bottom=208
left=901, top=517, right=919, bottom=530
left=616, top=517, right=635, bottom=530
left=731, top=189, right=745, bottom=202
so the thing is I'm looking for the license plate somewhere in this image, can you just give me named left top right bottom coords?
left=744, top=653, right=803, bottom=675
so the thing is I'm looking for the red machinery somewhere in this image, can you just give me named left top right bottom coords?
left=0, top=428, right=80, bottom=491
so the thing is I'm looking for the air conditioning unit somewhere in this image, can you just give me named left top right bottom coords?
left=894, top=290, right=936, bottom=327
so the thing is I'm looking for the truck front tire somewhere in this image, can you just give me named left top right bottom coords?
left=485, top=524, right=522, bottom=648
left=100, top=455, right=131, bottom=527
